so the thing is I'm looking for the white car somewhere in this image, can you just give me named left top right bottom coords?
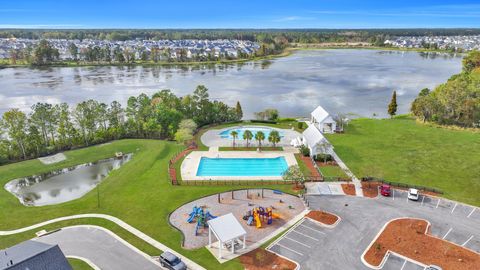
left=407, top=188, right=419, bottom=201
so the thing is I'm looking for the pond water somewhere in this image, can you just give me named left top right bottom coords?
left=4, top=154, right=131, bottom=206
left=0, top=49, right=462, bottom=118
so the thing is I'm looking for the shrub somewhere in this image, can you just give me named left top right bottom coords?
left=300, top=145, right=310, bottom=156
left=315, top=154, right=333, bottom=162
left=297, top=122, right=304, bottom=129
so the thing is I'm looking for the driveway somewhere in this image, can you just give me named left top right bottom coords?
left=268, top=193, right=480, bottom=270
left=35, top=226, right=160, bottom=270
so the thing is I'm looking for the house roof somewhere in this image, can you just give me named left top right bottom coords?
left=0, top=240, right=70, bottom=270
left=303, top=125, right=327, bottom=148
left=311, top=105, right=331, bottom=123
left=207, top=213, right=246, bottom=243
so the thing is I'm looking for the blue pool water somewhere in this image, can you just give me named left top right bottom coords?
left=196, top=157, right=288, bottom=177
left=219, top=127, right=283, bottom=139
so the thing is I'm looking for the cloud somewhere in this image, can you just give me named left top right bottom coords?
left=273, top=16, right=315, bottom=22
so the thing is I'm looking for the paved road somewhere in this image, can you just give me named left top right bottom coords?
left=35, top=226, right=160, bottom=270
left=268, top=192, right=480, bottom=270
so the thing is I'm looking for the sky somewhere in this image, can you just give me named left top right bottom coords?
left=1, top=0, right=480, bottom=29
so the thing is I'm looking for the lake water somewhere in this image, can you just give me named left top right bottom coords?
left=4, top=154, right=131, bottom=206
left=0, top=49, right=462, bottom=118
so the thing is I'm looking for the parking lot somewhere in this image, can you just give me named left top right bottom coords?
left=267, top=191, right=479, bottom=270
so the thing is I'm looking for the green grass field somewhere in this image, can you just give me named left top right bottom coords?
left=68, top=258, right=94, bottom=270
left=319, top=166, right=349, bottom=180
left=0, top=139, right=296, bottom=269
left=326, top=117, right=480, bottom=206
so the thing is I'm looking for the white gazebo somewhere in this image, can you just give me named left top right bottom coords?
left=208, top=213, right=247, bottom=259
left=311, top=105, right=337, bottom=134
left=302, top=125, right=331, bottom=157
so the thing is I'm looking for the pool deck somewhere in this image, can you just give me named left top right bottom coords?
left=201, top=125, right=301, bottom=148
left=181, top=150, right=298, bottom=181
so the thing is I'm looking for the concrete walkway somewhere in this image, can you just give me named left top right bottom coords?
left=327, top=148, right=364, bottom=197
left=0, top=213, right=205, bottom=270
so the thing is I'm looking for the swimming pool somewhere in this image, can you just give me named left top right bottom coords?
left=219, top=127, right=283, bottom=140
left=196, top=157, right=288, bottom=177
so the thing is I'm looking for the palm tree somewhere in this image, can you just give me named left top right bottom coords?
left=230, top=130, right=238, bottom=148
left=243, top=130, right=253, bottom=148
left=268, top=130, right=281, bottom=148
left=255, top=131, right=265, bottom=149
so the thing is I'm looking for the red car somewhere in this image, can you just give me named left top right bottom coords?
left=380, top=184, right=391, bottom=196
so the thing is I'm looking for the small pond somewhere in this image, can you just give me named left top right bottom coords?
left=4, top=154, right=132, bottom=206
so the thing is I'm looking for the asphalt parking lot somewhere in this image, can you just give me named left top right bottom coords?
left=267, top=191, right=480, bottom=270
left=35, top=226, right=161, bottom=270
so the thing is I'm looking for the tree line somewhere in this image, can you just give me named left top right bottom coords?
left=0, top=86, right=243, bottom=164
left=3, top=29, right=480, bottom=43
left=411, top=50, right=480, bottom=128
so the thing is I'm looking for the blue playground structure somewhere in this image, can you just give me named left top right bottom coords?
left=186, top=206, right=217, bottom=236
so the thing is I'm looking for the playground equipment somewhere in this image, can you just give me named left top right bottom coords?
left=243, top=206, right=280, bottom=228
left=186, top=206, right=217, bottom=236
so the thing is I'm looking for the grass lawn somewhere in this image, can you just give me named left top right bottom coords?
left=219, top=146, right=283, bottom=151
left=68, top=258, right=94, bottom=270
left=0, top=139, right=298, bottom=269
left=325, top=116, right=480, bottom=206
left=294, top=154, right=312, bottom=177
left=319, top=165, right=349, bottom=180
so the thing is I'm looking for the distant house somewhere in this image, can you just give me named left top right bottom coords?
left=310, top=105, right=337, bottom=134
left=1, top=240, right=72, bottom=270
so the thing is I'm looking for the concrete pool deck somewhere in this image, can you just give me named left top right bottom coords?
left=201, top=125, right=301, bottom=148
left=181, top=150, right=298, bottom=181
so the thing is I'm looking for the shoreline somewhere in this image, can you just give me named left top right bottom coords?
left=0, top=44, right=462, bottom=69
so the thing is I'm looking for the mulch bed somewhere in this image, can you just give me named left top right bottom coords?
left=306, top=210, right=338, bottom=225
left=361, top=181, right=380, bottom=198
left=315, top=160, right=338, bottom=166
left=364, top=218, right=480, bottom=270
left=296, top=154, right=322, bottom=178
left=239, top=248, right=296, bottom=270
left=341, top=183, right=356, bottom=196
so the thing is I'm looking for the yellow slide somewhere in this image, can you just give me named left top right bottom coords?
left=254, top=211, right=262, bottom=228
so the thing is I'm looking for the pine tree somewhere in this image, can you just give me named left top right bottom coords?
left=388, top=91, right=398, bottom=118
left=235, top=101, right=243, bottom=120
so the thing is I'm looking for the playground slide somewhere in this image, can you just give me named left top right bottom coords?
left=206, top=211, right=217, bottom=219
left=247, top=216, right=254, bottom=226
left=254, top=213, right=262, bottom=228
left=187, top=212, right=196, bottom=223
left=272, top=213, right=281, bottom=219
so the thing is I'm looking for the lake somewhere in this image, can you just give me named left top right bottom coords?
left=0, top=49, right=462, bottom=118
left=4, top=154, right=131, bottom=206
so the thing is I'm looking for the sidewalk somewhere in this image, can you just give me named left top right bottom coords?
left=327, top=149, right=363, bottom=197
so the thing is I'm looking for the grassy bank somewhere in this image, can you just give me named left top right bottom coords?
left=326, top=116, right=480, bottom=206
left=68, top=258, right=94, bottom=270
left=0, top=139, right=297, bottom=269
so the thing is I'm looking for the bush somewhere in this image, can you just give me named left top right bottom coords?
left=297, top=122, right=304, bottom=129
left=250, top=119, right=277, bottom=124
left=315, top=154, right=333, bottom=162
left=300, top=145, right=310, bottom=156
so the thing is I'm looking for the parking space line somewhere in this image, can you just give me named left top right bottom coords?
left=442, top=228, right=453, bottom=239
left=299, top=224, right=326, bottom=234
left=400, top=259, right=407, bottom=270
left=275, top=243, right=303, bottom=256
left=284, top=236, right=312, bottom=248
left=467, top=208, right=476, bottom=218
left=462, top=235, right=474, bottom=246
left=290, top=230, right=319, bottom=241
left=436, top=199, right=441, bottom=208
left=421, top=195, right=425, bottom=206
left=451, top=203, right=458, bottom=213
left=392, top=189, right=395, bottom=200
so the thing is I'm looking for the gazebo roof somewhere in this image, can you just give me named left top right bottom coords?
left=207, top=213, right=246, bottom=243
left=311, top=105, right=331, bottom=123
left=303, top=125, right=327, bottom=148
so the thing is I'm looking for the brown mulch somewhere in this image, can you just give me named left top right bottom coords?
left=239, top=248, right=297, bottom=270
left=315, top=160, right=338, bottom=166
left=296, top=154, right=322, bottom=178
left=306, top=210, right=338, bottom=225
left=361, top=182, right=380, bottom=198
left=341, top=184, right=356, bottom=196
left=364, top=218, right=480, bottom=270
